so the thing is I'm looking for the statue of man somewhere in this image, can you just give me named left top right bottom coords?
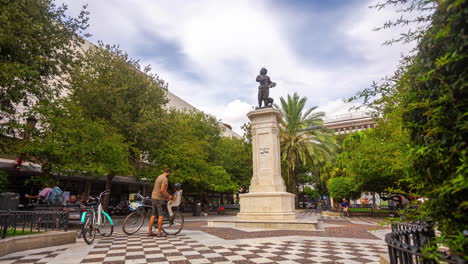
left=256, top=68, right=276, bottom=108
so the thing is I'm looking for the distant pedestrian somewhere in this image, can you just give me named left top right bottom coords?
left=339, top=198, right=350, bottom=217
left=66, top=195, right=78, bottom=205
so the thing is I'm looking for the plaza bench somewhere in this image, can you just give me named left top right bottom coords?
left=217, top=204, right=240, bottom=214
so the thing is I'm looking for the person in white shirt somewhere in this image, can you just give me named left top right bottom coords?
left=167, top=183, right=182, bottom=219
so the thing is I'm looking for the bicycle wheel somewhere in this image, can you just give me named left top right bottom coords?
left=98, top=212, right=113, bottom=237
left=122, top=211, right=145, bottom=235
left=82, top=211, right=96, bottom=245
left=162, top=211, right=184, bottom=235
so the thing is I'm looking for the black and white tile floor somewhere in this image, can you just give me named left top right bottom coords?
left=0, top=232, right=387, bottom=264
left=0, top=216, right=389, bottom=264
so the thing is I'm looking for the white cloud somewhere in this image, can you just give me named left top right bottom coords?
left=317, top=99, right=361, bottom=117
left=209, top=100, right=253, bottom=135
left=59, top=0, right=415, bottom=136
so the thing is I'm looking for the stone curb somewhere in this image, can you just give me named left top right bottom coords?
left=0, top=231, right=76, bottom=257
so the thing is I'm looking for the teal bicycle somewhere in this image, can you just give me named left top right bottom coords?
left=80, top=190, right=114, bottom=244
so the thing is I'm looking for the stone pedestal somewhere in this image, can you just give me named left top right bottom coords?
left=237, top=108, right=296, bottom=221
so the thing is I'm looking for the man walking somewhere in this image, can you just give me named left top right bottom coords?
left=148, top=168, right=173, bottom=237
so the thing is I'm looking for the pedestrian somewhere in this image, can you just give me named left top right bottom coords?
left=148, top=168, right=173, bottom=237
left=66, top=195, right=78, bottom=205
left=25, top=185, right=64, bottom=205
left=339, top=198, right=350, bottom=217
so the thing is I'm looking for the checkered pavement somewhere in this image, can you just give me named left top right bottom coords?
left=0, top=247, right=68, bottom=264
left=77, top=232, right=387, bottom=264
left=0, top=232, right=388, bottom=264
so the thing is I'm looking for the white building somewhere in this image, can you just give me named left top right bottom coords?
left=165, top=90, right=241, bottom=138
left=323, top=112, right=376, bottom=135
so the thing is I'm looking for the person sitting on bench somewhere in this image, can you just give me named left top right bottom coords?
left=339, top=198, right=350, bottom=217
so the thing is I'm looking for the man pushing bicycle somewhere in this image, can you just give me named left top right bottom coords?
left=148, top=168, right=173, bottom=237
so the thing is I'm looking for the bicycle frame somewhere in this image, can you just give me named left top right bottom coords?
left=80, top=208, right=114, bottom=226
left=80, top=192, right=114, bottom=226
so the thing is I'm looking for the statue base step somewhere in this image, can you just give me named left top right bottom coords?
left=238, top=192, right=296, bottom=221
left=208, top=217, right=317, bottom=230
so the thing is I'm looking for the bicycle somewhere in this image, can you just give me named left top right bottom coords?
left=80, top=190, right=114, bottom=244
left=122, top=192, right=184, bottom=235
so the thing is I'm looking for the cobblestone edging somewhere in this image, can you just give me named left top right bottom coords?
left=0, top=231, right=76, bottom=257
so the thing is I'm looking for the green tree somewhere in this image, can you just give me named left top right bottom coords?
left=302, top=186, right=319, bottom=200
left=206, top=166, right=237, bottom=193
left=151, top=109, right=238, bottom=194
left=337, top=124, right=412, bottom=207
left=18, top=99, right=132, bottom=187
left=349, top=0, right=468, bottom=257
left=327, top=177, right=360, bottom=201
left=277, top=93, right=338, bottom=207
left=398, top=0, right=468, bottom=255
left=0, top=0, right=89, bottom=128
left=68, top=43, right=168, bottom=208
left=212, top=136, right=252, bottom=188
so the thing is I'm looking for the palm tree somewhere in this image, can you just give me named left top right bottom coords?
left=277, top=93, right=339, bottom=207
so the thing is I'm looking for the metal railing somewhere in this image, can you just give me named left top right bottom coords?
left=32, top=204, right=82, bottom=211
left=0, top=210, right=69, bottom=239
left=385, top=222, right=466, bottom=264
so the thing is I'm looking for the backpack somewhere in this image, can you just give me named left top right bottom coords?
left=47, top=186, right=64, bottom=205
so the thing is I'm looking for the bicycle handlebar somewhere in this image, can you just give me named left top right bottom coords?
left=87, top=190, right=110, bottom=204
left=136, top=191, right=149, bottom=201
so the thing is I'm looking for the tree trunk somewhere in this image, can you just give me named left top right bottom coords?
left=84, top=181, right=91, bottom=197
left=292, top=170, right=299, bottom=209
left=302, top=192, right=305, bottom=209
left=103, top=174, right=114, bottom=211
left=372, top=192, right=376, bottom=210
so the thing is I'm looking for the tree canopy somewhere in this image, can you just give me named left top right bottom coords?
left=0, top=0, right=89, bottom=126
left=327, top=177, right=361, bottom=201
left=18, top=99, right=132, bottom=179
left=348, top=0, right=467, bottom=257
left=337, top=124, right=412, bottom=195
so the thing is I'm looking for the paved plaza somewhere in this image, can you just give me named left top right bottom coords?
left=0, top=214, right=390, bottom=264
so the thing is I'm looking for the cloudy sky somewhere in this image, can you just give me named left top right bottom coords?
left=58, top=0, right=412, bottom=135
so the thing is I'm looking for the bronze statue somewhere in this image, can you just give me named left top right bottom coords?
left=256, top=68, right=276, bottom=108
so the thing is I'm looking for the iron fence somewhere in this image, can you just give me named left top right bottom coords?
left=385, top=221, right=466, bottom=264
left=32, top=204, right=82, bottom=211
left=0, top=210, right=69, bottom=239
